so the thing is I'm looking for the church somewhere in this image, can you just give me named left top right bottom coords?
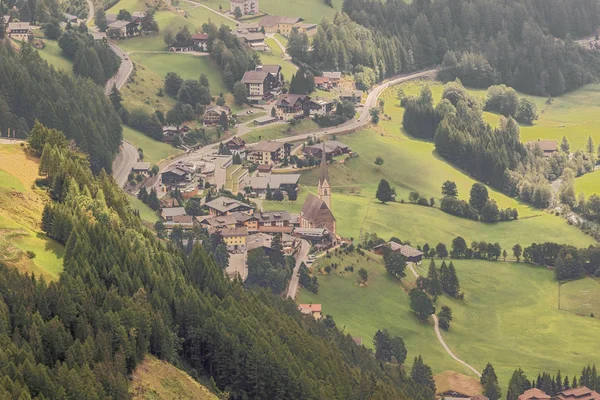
left=299, top=143, right=336, bottom=234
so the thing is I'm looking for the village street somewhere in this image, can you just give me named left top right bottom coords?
left=286, top=239, right=310, bottom=299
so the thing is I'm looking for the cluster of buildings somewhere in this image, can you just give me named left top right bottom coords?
left=372, top=241, right=424, bottom=264
left=105, top=12, right=146, bottom=38
left=518, top=387, right=600, bottom=400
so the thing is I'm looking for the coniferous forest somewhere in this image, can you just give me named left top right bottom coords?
left=0, top=44, right=122, bottom=173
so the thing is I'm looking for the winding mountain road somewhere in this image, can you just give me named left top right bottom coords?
left=407, top=263, right=482, bottom=378
left=286, top=239, right=310, bottom=299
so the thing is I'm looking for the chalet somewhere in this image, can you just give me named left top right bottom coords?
left=205, top=196, right=253, bottom=217
left=63, top=13, right=79, bottom=24
left=237, top=22, right=260, bottom=32
left=253, top=115, right=278, bottom=126
left=274, top=94, right=310, bottom=120
left=192, top=33, right=209, bottom=51
left=281, top=232, right=297, bottom=253
left=161, top=162, right=196, bottom=186
left=241, top=65, right=283, bottom=104
left=107, top=20, right=139, bottom=38
left=340, top=90, right=363, bottom=104
left=198, top=214, right=238, bottom=230
left=169, top=42, right=193, bottom=52
left=307, top=99, right=335, bottom=116
left=298, top=304, right=322, bottom=319
left=314, top=76, right=331, bottom=90
left=322, top=71, right=342, bottom=86
left=230, top=0, right=258, bottom=16
left=7, top=22, right=32, bottom=42
left=259, top=15, right=303, bottom=35
left=91, top=32, right=107, bottom=42
left=131, top=162, right=151, bottom=175
left=527, top=139, right=558, bottom=157
left=303, top=140, right=350, bottom=160
left=372, top=241, right=424, bottom=264
left=555, top=387, right=600, bottom=400
left=300, top=145, right=335, bottom=234
left=164, top=215, right=194, bottom=231
left=235, top=30, right=266, bottom=51
left=518, top=388, right=551, bottom=400
left=220, top=227, right=248, bottom=251
left=247, top=140, right=287, bottom=165
left=161, top=207, right=187, bottom=222
left=246, top=232, right=273, bottom=254
left=226, top=137, right=246, bottom=154
left=248, top=173, right=300, bottom=195
left=256, top=211, right=293, bottom=233
left=203, top=105, right=231, bottom=126
left=230, top=211, right=259, bottom=232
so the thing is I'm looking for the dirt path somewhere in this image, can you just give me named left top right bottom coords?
left=407, top=263, right=482, bottom=378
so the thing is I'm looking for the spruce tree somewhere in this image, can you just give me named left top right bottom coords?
left=447, top=262, right=460, bottom=297
left=376, top=179, right=394, bottom=203
left=411, top=355, right=436, bottom=393
left=427, top=260, right=442, bottom=300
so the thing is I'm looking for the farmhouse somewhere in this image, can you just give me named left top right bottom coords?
left=300, top=145, right=336, bottom=234
left=164, top=215, right=195, bottom=231
left=247, top=141, right=288, bottom=165
left=259, top=15, right=302, bottom=35
left=340, top=90, right=363, bottom=104
left=131, top=162, right=151, bottom=175
left=555, top=387, right=600, bottom=400
left=518, top=388, right=551, bottom=400
left=161, top=207, right=187, bottom=222
left=527, top=139, right=558, bottom=157
left=192, top=33, right=209, bottom=51
left=107, top=20, right=139, bottom=38
left=314, top=76, right=331, bottom=90
left=203, top=105, right=231, bottom=126
left=205, top=196, right=253, bottom=217
left=235, top=30, right=266, bottom=51
left=226, top=137, right=246, bottom=154
left=322, top=71, right=342, bottom=86
left=7, top=22, right=32, bottom=42
left=230, top=0, right=258, bottom=16
left=274, top=94, right=311, bottom=120
left=372, top=241, right=424, bottom=264
left=256, top=211, right=293, bottom=233
left=161, top=162, right=197, bottom=187
left=220, top=227, right=248, bottom=251
left=303, top=140, right=350, bottom=160
left=241, top=66, right=283, bottom=104
left=298, top=304, right=322, bottom=319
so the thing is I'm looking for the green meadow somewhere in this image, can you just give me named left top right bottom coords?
left=559, top=277, right=600, bottom=316
left=123, top=126, right=184, bottom=165
left=300, top=254, right=600, bottom=391
left=37, top=39, right=73, bottom=73
left=128, top=195, right=159, bottom=223
left=243, top=119, right=318, bottom=143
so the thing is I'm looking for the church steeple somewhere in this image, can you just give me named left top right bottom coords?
left=318, top=141, right=331, bottom=210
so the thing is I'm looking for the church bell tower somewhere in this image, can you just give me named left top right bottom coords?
left=318, top=142, right=332, bottom=210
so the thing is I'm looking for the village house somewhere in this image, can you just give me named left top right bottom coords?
left=160, top=207, right=187, bottom=222
left=131, top=162, right=151, bottom=176
left=246, top=232, right=273, bottom=254
left=205, top=196, right=253, bottom=217
left=300, top=146, right=336, bottom=234
left=247, top=140, right=288, bottom=165
left=241, top=65, right=283, bottom=104
left=197, top=214, right=238, bottom=230
left=107, top=20, right=139, bottom=38
left=248, top=173, right=300, bottom=196
left=220, top=227, right=248, bottom=251
left=230, top=211, right=259, bottom=232
left=253, top=115, right=278, bottom=126
left=237, top=22, right=260, bottom=32
left=372, top=241, right=424, bottom=264
left=131, top=11, right=146, bottom=22
left=555, top=387, right=600, bottom=400
left=191, top=32, right=209, bottom=51
left=281, top=232, right=297, bottom=254
left=518, top=388, right=551, bottom=400
left=235, top=29, right=266, bottom=51
left=314, top=76, right=331, bottom=90
left=298, top=304, right=322, bottom=319
left=91, top=32, right=107, bottom=42
left=256, top=211, right=293, bottom=233
left=275, top=94, right=311, bottom=120
left=303, top=140, right=350, bottom=160
left=160, top=197, right=180, bottom=208
left=161, top=162, right=197, bottom=187
left=527, top=139, right=558, bottom=157
left=258, top=16, right=316, bottom=36
left=63, top=13, right=79, bottom=24
left=230, top=0, right=259, bottom=16
left=226, top=137, right=246, bottom=154
left=340, top=90, right=363, bottom=104
left=164, top=215, right=195, bottom=231
left=7, top=22, right=32, bottom=42
left=322, top=71, right=342, bottom=86
left=203, top=105, right=231, bottom=126
left=307, top=98, right=335, bottom=116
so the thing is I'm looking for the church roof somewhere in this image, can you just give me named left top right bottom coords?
left=319, top=141, right=329, bottom=185
left=301, top=194, right=335, bottom=222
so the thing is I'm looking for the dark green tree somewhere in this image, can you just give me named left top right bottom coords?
left=376, top=179, right=394, bottom=203
left=410, top=355, right=436, bottom=393
left=409, top=289, right=434, bottom=321
left=441, top=180, right=458, bottom=197
left=469, top=183, right=489, bottom=213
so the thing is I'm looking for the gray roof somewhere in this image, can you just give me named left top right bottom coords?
left=276, top=94, right=309, bottom=107
left=238, top=22, right=260, bottom=30
left=323, top=71, right=341, bottom=79
left=254, top=115, right=278, bottom=124
left=240, top=32, right=265, bottom=42
left=198, top=214, right=237, bottom=227
left=256, top=210, right=291, bottom=223
left=8, top=22, right=30, bottom=30
left=108, top=20, right=130, bottom=29
left=132, top=162, right=150, bottom=171
left=260, top=65, right=281, bottom=74
left=91, top=32, right=107, bottom=40
left=161, top=207, right=187, bottom=218
left=247, top=233, right=273, bottom=251
left=106, top=14, right=117, bottom=24
left=241, top=70, right=270, bottom=84
left=305, top=140, right=349, bottom=154
left=300, top=194, right=335, bottom=222
left=205, top=105, right=231, bottom=116
left=230, top=211, right=257, bottom=222
left=259, top=15, right=303, bottom=27
left=220, top=227, right=247, bottom=237
left=294, top=227, right=327, bottom=236
left=249, top=173, right=300, bottom=190
left=205, top=196, right=251, bottom=213
left=250, top=140, right=284, bottom=153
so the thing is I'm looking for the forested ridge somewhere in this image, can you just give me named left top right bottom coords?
left=304, top=0, right=600, bottom=96
left=0, top=44, right=122, bottom=173
left=0, top=122, right=435, bottom=399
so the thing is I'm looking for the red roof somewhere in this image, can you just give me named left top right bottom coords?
left=298, top=304, right=322, bottom=312
left=519, top=388, right=551, bottom=400
left=192, top=33, right=209, bottom=40
left=314, top=76, right=330, bottom=85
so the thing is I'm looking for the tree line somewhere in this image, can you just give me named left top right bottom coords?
left=0, top=44, right=122, bottom=173
left=16, top=121, right=437, bottom=399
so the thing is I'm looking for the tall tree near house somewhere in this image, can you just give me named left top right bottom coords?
left=234, top=6, right=242, bottom=19
left=117, top=9, right=132, bottom=21
left=446, top=262, right=460, bottom=297
left=233, top=81, right=248, bottom=105
left=561, top=135, right=570, bottom=153
left=469, top=183, right=489, bottom=213
left=141, top=10, right=159, bottom=32
left=95, top=8, right=107, bottom=31
left=164, top=72, right=183, bottom=97
left=383, top=252, right=406, bottom=279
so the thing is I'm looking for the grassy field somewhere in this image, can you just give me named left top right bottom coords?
left=559, top=277, right=600, bottom=316
left=128, top=195, right=159, bottom=223
left=123, top=126, right=184, bottom=165
left=299, top=253, right=600, bottom=390
left=0, top=144, right=64, bottom=280
left=261, top=39, right=298, bottom=82
left=192, top=0, right=341, bottom=22
left=122, top=59, right=178, bottom=114
left=37, top=40, right=72, bottom=73
left=243, top=119, right=318, bottom=143
left=130, top=355, right=218, bottom=399
left=107, top=0, right=146, bottom=14
left=574, top=170, right=600, bottom=198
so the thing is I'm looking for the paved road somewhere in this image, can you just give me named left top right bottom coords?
left=286, top=239, right=310, bottom=299
left=111, top=141, right=139, bottom=187
left=407, top=263, right=481, bottom=377
left=105, top=43, right=134, bottom=95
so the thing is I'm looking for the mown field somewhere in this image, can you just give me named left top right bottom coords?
left=36, top=39, right=73, bottom=73
left=128, top=195, right=159, bottom=223
left=130, top=355, right=219, bottom=399
left=299, top=253, right=600, bottom=391
left=0, top=144, right=64, bottom=280
left=243, top=118, right=318, bottom=143
left=123, top=126, right=184, bottom=165
left=559, top=277, right=600, bottom=316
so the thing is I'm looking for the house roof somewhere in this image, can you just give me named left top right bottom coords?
left=300, top=194, right=335, bottom=222
left=108, top=20, right=130, bottom=29
left=323, top=71, right=341, bottom=79
left=293, top=227, right=328, bottom=236
left=305, top=140, right=349, bottom=155
left=132, top=162, right=150, bottom=171
left=518, top=388, right=551, bottom=400
left=256, top=211, right=291, bottom=223
left=259, top=65, right=282, bottom=74
left=247, top=233, right=273, bottom=251
left=254, top=115, right=278, bottom=124
left=198, top=214, right=237, bottom=227
left=105, top=14, right=117, bottom=24
left=91, top=32, right=107, bottom=40
left=8, top=22, right=30, bottom=30
left=298, top=304, right=321, bottom=313
left=237, top=32, right=265, bottom=42
left=220, top=227, right=248, bottom=237
left=171, top=215, right=193, bottom=224
left=205, top=196, right=251, bottom=213
left=314, top=76, right=330, bottom=85
left=281, top=232, right=295, bottom=243
left=259, top=15, right=303, bottom=28
left=250, top=140, right=284, bottom=153
left=205, top=105, right=230, bottom=116
left=238, top=22, right=260, bottom=30
left=527, top=139, right=558, bottom=152
left=249, top=173, right=301, bottom=190
left=227, top=137, right=246, bottom=147
left=161, top=207, right=187, bottom=218
left=556, top=387, right=600, bottom=400
left=192, top=32, right=209, bottom=40
left=230, top=211, right=257, bottom=223
left=241, top=70, right=270, bottom=84
left=63, top=12, right=78, bottom=21
left=132, top=11, right=146, bottom=19
left=276, top=94, right=309, bottom=107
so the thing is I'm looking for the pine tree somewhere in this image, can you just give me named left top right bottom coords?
left=439, top=261, right=450, bottom=294
left=411, top=355, right=436, bottom=393
left=373, top=330, right=392, bottom=362
left=481, top=363, right=498, bottom=385
left=427, top=260, right=442, bottom=300
left=586, top=136, right=595, bottom=154
left=561, top=136, right=570, bottom=153
left=446, top=262, right=460, bottom=297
